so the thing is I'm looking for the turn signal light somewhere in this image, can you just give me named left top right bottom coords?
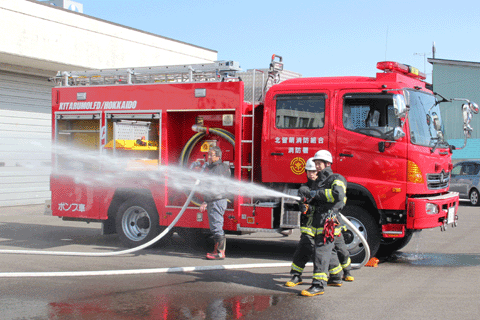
left=407, top=161, right=424, bottom=184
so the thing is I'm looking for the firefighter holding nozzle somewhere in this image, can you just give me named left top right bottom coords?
left=285, top=150, right=348, bottom=297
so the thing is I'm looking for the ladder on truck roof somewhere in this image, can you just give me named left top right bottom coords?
left=51, top=60, right=242, bottom=87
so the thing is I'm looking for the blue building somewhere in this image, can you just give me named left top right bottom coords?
left=428, top=58, right=480, bottom=161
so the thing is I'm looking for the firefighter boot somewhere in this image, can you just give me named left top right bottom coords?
left=343, top=270, right=354, bottom=282
left=206, top=237, right=225, bottom=260
left=285, top=275, right=303, bottom=287
left=327, top=276, right=343, bottom=287
left=301, top=284, right=325, bottom=297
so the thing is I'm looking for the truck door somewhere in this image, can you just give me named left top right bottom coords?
left=334, top=92, right=407, bottom=209
left=262, top=93, right=330, bottom=183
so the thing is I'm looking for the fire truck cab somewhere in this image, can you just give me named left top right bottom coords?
left=49, top=58, right=478, bottom=262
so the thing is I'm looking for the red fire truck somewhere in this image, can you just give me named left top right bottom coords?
left=49, top=56, right=478, bottom=262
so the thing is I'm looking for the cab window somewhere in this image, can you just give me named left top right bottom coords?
left=275, top=95, right=325, bottom=129
left=343, top=94, right=399, bottom=139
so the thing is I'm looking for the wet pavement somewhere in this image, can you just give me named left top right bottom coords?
left=1, top=203, right=480, bottom=319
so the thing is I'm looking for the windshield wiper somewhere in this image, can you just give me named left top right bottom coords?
left=429, top=92, right=451, bottom=112
left=430, top=137, right=449, bottom=153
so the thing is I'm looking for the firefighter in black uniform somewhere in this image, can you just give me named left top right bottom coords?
left=285, top=157, right=318, bottom=288
left=312, top=153, right=353, bottom=286
left=285, top=151, right=347, bottom=296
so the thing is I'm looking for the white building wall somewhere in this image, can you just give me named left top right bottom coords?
left=0, top=0, right=217, bottom=73
left=0, top=109, right=51, bottom=207
left=0, top=0, right=217, bottom=206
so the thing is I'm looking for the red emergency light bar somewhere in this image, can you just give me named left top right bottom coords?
left=377, top=61, right=426, bottom=80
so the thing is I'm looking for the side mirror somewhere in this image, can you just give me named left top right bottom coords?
left=378, top=127, right=404, bottom=152
left=469, top=102, right=479, bottom=114
left=393, top=94, right=407, bottom=118
left=431, top=113, right=441, bottom=131
left=463, top=104, right=474, bottom=137
left=393, top=127, right=405, bottom=141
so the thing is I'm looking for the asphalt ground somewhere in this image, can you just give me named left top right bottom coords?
left=0, top=203, right=479, bottom=319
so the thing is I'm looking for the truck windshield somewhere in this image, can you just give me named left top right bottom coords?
left=406, top=90, right=446, bottom=148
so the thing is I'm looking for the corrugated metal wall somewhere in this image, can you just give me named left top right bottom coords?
left=432, top=62, right=480, bottom=160
left=432, top=63, right=480, bottom=140
left=0, top=70, right=52, bottom=207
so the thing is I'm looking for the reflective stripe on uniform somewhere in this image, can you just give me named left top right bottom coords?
left=332, top=180, right=346, bottom=193
left=325, top=189, right=334, bottom=202
left=329, top=264, right=343, bottom=275
left=301, top=226, right=325, bottom=236
left=300, top=227, right=315, bottom=237
left=332, top=179, right=347, bottom=204
left=341, top=257, right=351, bottom=269
left=313, top=272, right=328, bottom=281
left=334, top=226, right=343, bottom=235
left=291, top=263, right=304, bottom=273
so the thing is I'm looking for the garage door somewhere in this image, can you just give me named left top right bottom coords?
left=0, top=70, right=52, bottom=207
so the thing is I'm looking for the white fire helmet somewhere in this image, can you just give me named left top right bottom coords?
left=305, top=158, right=316, bottom=171
left=312, top=150, right=333, bottom=163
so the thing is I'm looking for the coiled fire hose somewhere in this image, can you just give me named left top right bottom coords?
left=179, top=126, right=235, bottom=206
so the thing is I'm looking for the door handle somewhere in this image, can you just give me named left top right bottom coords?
left=339, top=153, right=353, bottom=157
left=271, top=152, right=284, bottom=156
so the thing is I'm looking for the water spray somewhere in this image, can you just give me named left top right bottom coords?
left=0, top=141, right=369, bottom=277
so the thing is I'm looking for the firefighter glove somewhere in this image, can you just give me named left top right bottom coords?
left=298, top=186, right=312, bottom=203
left=299, top=203, right=309, bottom=214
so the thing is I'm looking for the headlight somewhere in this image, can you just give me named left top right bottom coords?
left=426, top=203, right=439, bottom=215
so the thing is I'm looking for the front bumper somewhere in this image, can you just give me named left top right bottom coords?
left=406, top=192, right=459, bottom=230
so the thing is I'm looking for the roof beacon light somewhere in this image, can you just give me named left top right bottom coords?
left=377, top=61, right=427, bottom=80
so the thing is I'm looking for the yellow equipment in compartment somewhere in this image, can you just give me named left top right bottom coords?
left=103, top=139, right=158, bottom=151
left=104, top=139, right=159, bottom=170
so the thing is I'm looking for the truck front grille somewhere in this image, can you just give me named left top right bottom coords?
left=427, top=170, right=450, bottom=190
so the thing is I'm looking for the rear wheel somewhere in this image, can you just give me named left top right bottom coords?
left=115, top=196, right=164, bottom=247
left=469, top=189, right=479, bottom=206
left=341, top=205, right=381, bottom=264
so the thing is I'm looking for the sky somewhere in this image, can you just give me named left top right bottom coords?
left=64, top=0, right=480, bottom=83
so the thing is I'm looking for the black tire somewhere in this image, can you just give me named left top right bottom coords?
left=115, top=196, right=163, bottom=247
left=469, top=189, right=479, bottom=206
left=341, top=205, right=381, bottom=264
left=376, top=229, right=416, bottom=258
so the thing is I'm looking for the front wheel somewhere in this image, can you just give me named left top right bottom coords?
left=469, top=189, right=479, bottom=206
left=115, top=196, right=161, bottom=247
left=376, top=229, right=416, bottom=258
left=341, top=205, right=381, bottom=264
